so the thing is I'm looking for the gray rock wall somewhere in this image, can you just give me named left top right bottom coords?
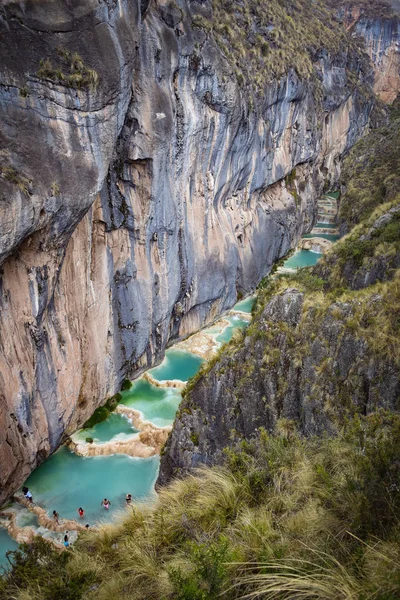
left=0, top=0, right=388, bottom=501
left=341, top=3, right=400, bottom=103
left=158, top=283, right=400, bottom=486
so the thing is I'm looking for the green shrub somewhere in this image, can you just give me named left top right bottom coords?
left=190, top=432, right=199, bottom=445
left=121, top=379, right=132, bottom=391
left=168, top=537, right=232, bottom=600
left=82, top=393, right=122, bottom=428
left=37, top=48, right=99, bottom=90
left=1, top=166, right=30, bottom=195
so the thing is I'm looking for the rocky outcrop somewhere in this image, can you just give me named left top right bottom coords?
left=157, top=279, right=400, bottom=485
left=298, top=237, right=333, bottom=253
left=0, top=0, right=392, bottom=502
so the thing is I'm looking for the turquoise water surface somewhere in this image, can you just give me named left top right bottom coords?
left=303, top=233, right=340, bottom=242
left=149, top=349, right=204, bottom=382
left=25, top=447, right=159, bottom=525
left=121, top=379, right=182, bottom=427
left=216, top=316, right=250, bottom=344
left=325, top=191, right=339, bottom=200
left=73, top=413, right=138, bottom=444
left=282, top=249, right=321, bottom=270
left=0, top=528, right=18, bottom=571
left=314, top=222, right=337, bottom=229
left=232, top=296, right=256, bottom=314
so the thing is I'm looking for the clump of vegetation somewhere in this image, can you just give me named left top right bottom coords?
left=37, top=48, right=99, bottom=90
left=1, top=413, right=399, bottom=599
left=1, top=166, right=31, bottom=195
left=121, top=379, right=132, bottom=391
left=50, top=182, right=60, bottom=196
left=191, top=0, right=369, bottom=94
left=338, top=114, right=400, bottom=230
left=0, top=536, right=95, bottom=599
left=285, top=168, right=299, bottom=205
left=82, top=393, right=122, bottom=429
left=19, top=86, right=29, bottom=98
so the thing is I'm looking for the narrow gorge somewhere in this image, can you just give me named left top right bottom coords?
left=1, top=0, right=397, bottom=503
left=0, top=1, right=399, bottom=598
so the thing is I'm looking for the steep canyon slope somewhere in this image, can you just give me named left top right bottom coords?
left=158, top=111, right=400, bottom=484
left=0, top=0, right=397, bottom=501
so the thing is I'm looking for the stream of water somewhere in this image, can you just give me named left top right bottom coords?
left=0, top=195, right=340, bottom=566
left=0, top=529, right=18, bottom=573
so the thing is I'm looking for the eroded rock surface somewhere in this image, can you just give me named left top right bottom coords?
left=342, top=2, right=400, bottom=103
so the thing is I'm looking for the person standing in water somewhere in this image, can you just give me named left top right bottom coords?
left=125, top=493, right=132, bottom=505
left=52, top=510, right=59, bottom=525
left=77, top=507, right=84, bottom=518
left=101, top=499, right=111, bottom=510
left=64, top=532, right=70, bottom=548
left=22, top=487, right=33, bottom=503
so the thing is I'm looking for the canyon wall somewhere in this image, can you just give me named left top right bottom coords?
left=342, top=1, right=400, bottom=103
left=0, top=0, right=393, bottom=501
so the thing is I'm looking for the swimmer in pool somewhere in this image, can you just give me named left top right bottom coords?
left=77, top=507, right=84, bottom=518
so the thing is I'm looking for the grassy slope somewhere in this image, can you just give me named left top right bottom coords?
left=338, top=112, right=400, bottom=232
left=1, top=413, right=399, bottom=600
left=192, top=0, right=370, bottom=93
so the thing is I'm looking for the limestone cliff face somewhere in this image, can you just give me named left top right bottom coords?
left=342, top=2, right=400, bottom=103
left=0, top=0, right=389, bottom=502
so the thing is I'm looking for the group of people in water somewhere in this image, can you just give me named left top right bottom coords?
left=22, top=486, right=134, bottom=548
